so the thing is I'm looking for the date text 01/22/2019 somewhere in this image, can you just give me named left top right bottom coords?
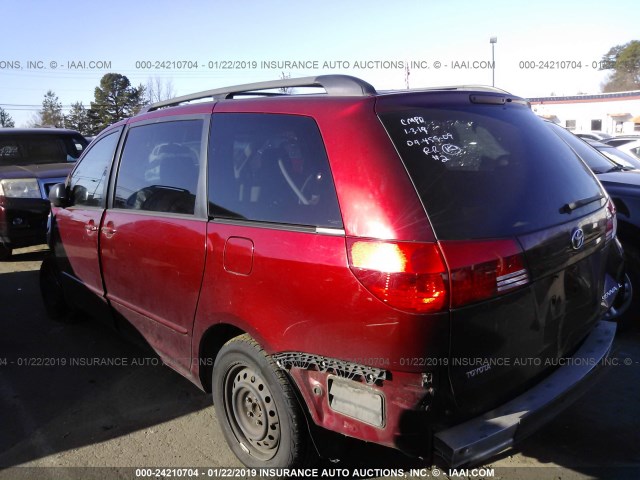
left=133, top=60, right=410, bottom=70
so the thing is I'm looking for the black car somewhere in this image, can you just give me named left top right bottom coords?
left=0, top=128, right=88, bottom=259
left=548, top=122, right=639, bottom=311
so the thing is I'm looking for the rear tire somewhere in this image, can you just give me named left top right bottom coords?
left=212, top=334, right=311, bottom=469
left=39, top=256, right=80, bottom=323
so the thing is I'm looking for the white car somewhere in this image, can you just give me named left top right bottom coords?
left=575, top=131, right=613, bottom=141
left=584, top=139, right=640, bottom=170
left=612, top=139, right=640, bottom=160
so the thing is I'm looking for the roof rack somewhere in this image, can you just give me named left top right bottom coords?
left=141, top=75, right=377, bottom=113
left=380, top=85, right=513, bottom=95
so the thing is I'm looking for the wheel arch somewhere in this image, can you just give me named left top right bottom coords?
left=197, top=322, right=246, bottom=392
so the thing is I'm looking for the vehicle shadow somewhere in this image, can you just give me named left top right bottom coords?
left=0, top=267, right=210, bottom=468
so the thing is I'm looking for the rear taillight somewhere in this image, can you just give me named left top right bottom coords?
left=606, top=199, right=617, bottom=242
left=439, top=239, right=530, bottom=309
left=347, top=238, right=530, bottom=313
left=347, top=239, right=448, bottom=313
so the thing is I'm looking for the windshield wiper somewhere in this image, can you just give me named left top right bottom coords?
left=560, top=194, right=603, bottom=214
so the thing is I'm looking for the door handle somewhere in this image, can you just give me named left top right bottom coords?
left=101, top=221, right=117, bottom=239
left=85, top=220, right=99, bottom=234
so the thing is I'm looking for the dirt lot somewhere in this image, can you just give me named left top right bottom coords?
left=1, top=246, right=639, bottom=480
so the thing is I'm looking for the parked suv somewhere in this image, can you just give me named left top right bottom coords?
left=0, top=128, right=88, bottom=259
left=41, top=76, right=627, bottom=469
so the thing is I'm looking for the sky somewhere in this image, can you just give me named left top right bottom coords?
left=2, top=0, right=639, bottom=127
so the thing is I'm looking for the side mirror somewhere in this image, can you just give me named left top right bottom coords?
left=49, top=183, right=68, bottom=208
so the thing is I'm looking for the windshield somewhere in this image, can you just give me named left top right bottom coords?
left=378, top=103, right=604, bottom=240
left=0, top=134, right=87, bottom=165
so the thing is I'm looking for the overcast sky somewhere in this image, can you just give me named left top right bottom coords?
left=2, top=0, right=639, bottom=126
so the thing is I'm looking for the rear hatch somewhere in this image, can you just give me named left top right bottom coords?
left=376, top=92, right=616, bottom=417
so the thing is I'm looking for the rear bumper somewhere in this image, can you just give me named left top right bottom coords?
left=433, top=320, right=616, bottom=467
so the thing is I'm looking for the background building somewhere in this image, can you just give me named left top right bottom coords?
left=529, top=91, right=640, bottom=134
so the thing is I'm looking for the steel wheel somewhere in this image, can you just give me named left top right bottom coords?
left=225, top=364, right=281, bottom=460
left=212, top=334, right=312, bottom=468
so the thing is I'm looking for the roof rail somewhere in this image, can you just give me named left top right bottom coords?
left=141, top=75, right=377, bottom=113
left=380, top=85, right=513, bottom=95
left=437, top=85, right=513, bottom=94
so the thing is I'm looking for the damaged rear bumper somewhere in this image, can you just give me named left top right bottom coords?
left=434, top=320, right=616, bottom=467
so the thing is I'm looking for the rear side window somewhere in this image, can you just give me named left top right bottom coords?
left=69, top=131, right=119, bottom=207
left=114, top=120, right=203, bottom=215
left=208, top=113, right=342, bottom=228
left=379, top=104, right=604, bottom=239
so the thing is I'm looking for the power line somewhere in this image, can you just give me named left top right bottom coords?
left=1, top=103, right=84, bottom=108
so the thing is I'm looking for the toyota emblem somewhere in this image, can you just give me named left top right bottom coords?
left=571, top=228, right=585, bottom=250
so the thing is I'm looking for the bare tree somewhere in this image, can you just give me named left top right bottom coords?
left=145, top=77, right=177, bottom=104
left=0, top=107, right=15, bottom=127
left=26, top=112, right=43, bottom=128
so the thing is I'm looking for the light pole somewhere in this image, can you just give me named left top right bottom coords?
left=490, top=36, right=497, bottom=87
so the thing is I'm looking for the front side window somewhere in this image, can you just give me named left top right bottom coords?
left=69, top=131, right=120, bottom=207
left=114, top=120, right=203, bottom=215
left=208, top=113, right=342, bottom=228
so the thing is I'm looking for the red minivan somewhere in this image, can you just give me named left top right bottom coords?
left=41, top=75, right=629, bottom=469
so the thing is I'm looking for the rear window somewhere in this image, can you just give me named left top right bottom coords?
left=0, top=134, right=87, bottom=165
left=378, top=103, right=604, bottom=239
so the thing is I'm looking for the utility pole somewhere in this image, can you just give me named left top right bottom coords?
left=490, top=37, right=497, bottom=87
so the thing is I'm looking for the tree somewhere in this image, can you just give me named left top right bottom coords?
left=31, top=90, right=64, bottom=127
left=0, top=107, right=15, bottom=127
left=145, top=77, right=176, bottom=104
left=64, top=101, right=91, bottom=134
left=89, top=73, right=145, bottom=133
left=600, top=40, right=640, bottom=92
